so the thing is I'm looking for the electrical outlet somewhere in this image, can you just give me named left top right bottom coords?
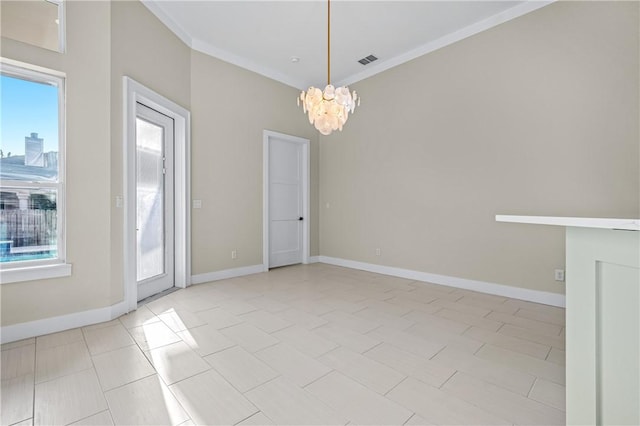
left=375, top=248, right=381, bottom=256
left=231, top=250, right=237, bottom=260
left=555, top=269, right=565, bottom=282
left=192, top=199, right=202, bottom=209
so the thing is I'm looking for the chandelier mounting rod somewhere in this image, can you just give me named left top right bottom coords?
left=327, top=0, right=331, bottom=86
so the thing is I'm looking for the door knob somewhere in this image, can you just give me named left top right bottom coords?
left=299, top=217, right=304, bottom=221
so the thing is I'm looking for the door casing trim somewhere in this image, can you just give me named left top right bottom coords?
left=262, top=130, right=310, bottom=271
left=123, top=77, right=191, bottom=312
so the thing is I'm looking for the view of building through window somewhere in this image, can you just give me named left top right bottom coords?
left=0, top=71, right=61, bottom=264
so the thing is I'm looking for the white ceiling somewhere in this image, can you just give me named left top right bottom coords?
left=142, top=1, right=552, bottom=90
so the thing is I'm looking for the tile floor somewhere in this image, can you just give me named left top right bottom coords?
left=1, top=263, right=566, bottom=425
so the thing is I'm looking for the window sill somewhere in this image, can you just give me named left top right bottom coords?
left=1, top=263, right=72, bottom=284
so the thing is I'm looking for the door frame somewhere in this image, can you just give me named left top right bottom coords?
left=262, top=130, right=310, bottom=271
left=123, top=77, right=191, bottom=312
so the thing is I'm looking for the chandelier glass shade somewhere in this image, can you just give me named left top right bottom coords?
left=297, top=0, right=360, bottom=136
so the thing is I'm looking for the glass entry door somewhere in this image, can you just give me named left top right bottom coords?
left=135, top=102, right=174, bottom=301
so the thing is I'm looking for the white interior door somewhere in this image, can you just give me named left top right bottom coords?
left=136, top=103, right=174, bottom=301
left=269, top=137, right=304, bottom=268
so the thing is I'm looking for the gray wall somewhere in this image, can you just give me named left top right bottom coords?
left=319, top=1, right=639, bottom=294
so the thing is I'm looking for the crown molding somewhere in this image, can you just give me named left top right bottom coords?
left=335, top=1, right=555, bottom=88
left=140, top=0, right=193, bottom=48
left=190, top=38, right=307, bottom=90
left=142, top=1, right=555, bottom=90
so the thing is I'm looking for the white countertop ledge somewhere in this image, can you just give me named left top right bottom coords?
left=496, top=215, right=640, bottom=231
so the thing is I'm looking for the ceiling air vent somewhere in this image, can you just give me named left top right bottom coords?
left=357, top=54, right=378, bottom=65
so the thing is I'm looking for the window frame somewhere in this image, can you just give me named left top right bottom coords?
left=0, top=59, right=70, bottom=283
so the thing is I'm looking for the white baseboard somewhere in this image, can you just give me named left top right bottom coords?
left=1, top=299, right=129, bottom=345
left=318, top=256, right=566, bottom=308
left=190, top=264, right=264, bottom=285
left=2, top=258, right=564, bottom=344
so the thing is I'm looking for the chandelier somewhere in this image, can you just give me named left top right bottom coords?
left=298, top=0, right=360, bottom=136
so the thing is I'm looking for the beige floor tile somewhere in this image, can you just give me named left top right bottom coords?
left=387, top=377, right=510, bottom=425
left=173, top=295, right=219, bottom=313
left=217, top=299, right=259, bottom=315
left=83, top=324, right=135, bottom=356
left=384, top=296, right=442, bottom=315
left=144, top=296, right=180, bottom=316
left=158, top=308, right=207, bottom=333
left=403, top=311, right=472, bottom=334
left=277, top=308, right=328, bottom=330
left=1, top=374, right=33, bottom=426
left=34, top=368, right=107, bottom=425
left=359, top=299, right=412, bottom=317
left=272, top=325, right=338, bottom=358
left=195, top=307, right=243, bottom=329
left=128, top=321, right=182, bottom=351
left=145, top=341, right=210, bottom=385
left=463, top=326, right=551, bottom=359
left=92, top=345, right=155, bottom=391
left=322, top=310, right=379, bottom=334
left=236, top=411, right=274, bottom=425
left=255, top=343, right=331, bottom=387
left=516, top=307, right=565, bottom=326
left=313, top=324, right=381, bottom=353
left=488, top=312, right=563, bottom=336
left=410, top=287, right=462, bottom=303
left=363, top=343, right=455, bottom=388
left=8, top=419, right=33, bottom=426
left=305, top=371, right=412, bottom=425
left=354, top=307, right=415, bottom=330
left=436, top=308, right=503, bottom=332
left=404, top=413, right=435, bottom=425
left=529, top=378, right=566, bottom=411
left=451, top=289, right=509, bottom=304
left=442, top=372, right=565, bottom=425
left=1, top=344, right=35, bottom=380
left=220, top=323, right=279, bottom=353
left=432, top=347, right=536, bottom=395
left=176, top=324, right=236, bottom=357
left=320, top=297, right=368, bottom=314
left=288, top=298, right=337, bottom=316
left=69, top=410, right=114, bottom=425
left=2, top=265, right=567, bottom=426
left=35, top=340, right=93, bottom=383
left=499, top=323, right=565, bottom=349
left=1, top=338, right=35, bottom=352
left=36, top=328, right=84, bottom=351
left=239, top=310, right=292, bottom=333
left=319, top=347, right=406, bottom=395
left=246, top=377, right=345, bottom=425
left=367, top=326, right=444, bottom=359
left=105, top=375, right=189, bottom=425
left=118, top=305, right=161, bottom=329
left=247, top=296, right=289, bottom=313
left=204, top=346, right=278, bottom=392
left=430, top=298, right=492, bottom=317
left=404, top=321, right=484, bottom=353
left=476, top=344, right=565, bottom=385
left=546, top=347, right=566, bottom=366
left=503, top=299, right=565, bottom=318
left=455, top=296, right=518, bottom=315
left=170, top=370, right=258, bottom=425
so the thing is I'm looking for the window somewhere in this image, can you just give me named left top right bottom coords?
left=0, top=61, right=68, bottom=281
left=0, top=0, right=64, bottom=53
